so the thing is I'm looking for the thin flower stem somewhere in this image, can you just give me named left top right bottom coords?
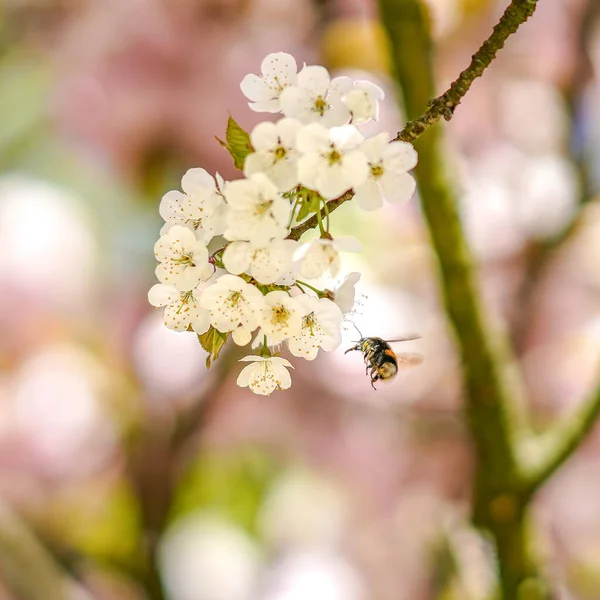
left=315, top=204, right=327, bottom=236
left=295, top=280, right=324, bottom=296
left=322, top=197, right=331, bottom=233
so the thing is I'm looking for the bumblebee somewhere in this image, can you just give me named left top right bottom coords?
left=345, top=334, right=423, bottom=389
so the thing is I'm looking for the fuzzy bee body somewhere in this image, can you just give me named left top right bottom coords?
left=345, top=335, right=423, bottom=389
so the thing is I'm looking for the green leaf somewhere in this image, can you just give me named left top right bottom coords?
left=295, top=188, right=323, bottom=222
left=224, top=116, right=253, bottom=170
left=198, top=327, right=229, bottom=368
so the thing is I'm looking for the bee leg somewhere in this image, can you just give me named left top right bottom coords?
left=370, top=369, right=378, bottom=390
left=365, top=362, right=372, bottom=375
left=344, top=344, right=360, bottom=355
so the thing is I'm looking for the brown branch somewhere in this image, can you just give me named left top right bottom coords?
left=394, top=0, right=540, bottom=144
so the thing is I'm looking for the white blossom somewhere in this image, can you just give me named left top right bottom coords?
left=333, top=272, right=361, bottom=314
left=224, top=174, right=291, bottom=246
left=199, top=274, right=264, bottom=336
left=223, top=238, right=297, bottom=285
left=297, top=124, right=368, bottom=199
left=295, top=236, right=361, bottom=280
left=154, top=225, right=214, bottom=291
left=280, top=65, right=350, bottom=127
left=240, top=52, right=298, bottom=113
left=353, top=132, right=418, bottom=211
left=330, top=76, right=385, bottom=124
left=148, top=283, right=210, bottom=334
left=243, top=118, right=302, bottom=192
left=287, top=295, right=343, bottom=360
left=236, top=356, right=294, bottom=395
left=159, top=168, right=226, bottom=243
left=260, top=291, right=303, bottom=343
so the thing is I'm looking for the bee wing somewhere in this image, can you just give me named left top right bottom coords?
left=385, top=335, right=422, bottom=343
left=395, top=352, right=424, bottom=366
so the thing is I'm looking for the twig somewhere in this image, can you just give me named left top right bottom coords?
left=394, top=0, right=540, bottom=144
left=521, top=382, right=600, bottom=494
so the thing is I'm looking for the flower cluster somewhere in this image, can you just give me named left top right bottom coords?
left=149, top=52, right=418, bottom=395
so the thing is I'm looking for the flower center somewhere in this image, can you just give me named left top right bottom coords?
left=303, top=312, right=317, bottom=336
left=273, top=144, right=287, bottom=161
left=370, top=163, right=385, bottom=179
left=228, top=291, right=242, bottom=307
left=327, top=147, right=342, bottom=166
left=255, top=199, right=273, bottom=216
left=314, top=95, right=328, bottom=116
left=271, top=305, right=290, bottom=325
left=173, top=253, right=194, bottom=266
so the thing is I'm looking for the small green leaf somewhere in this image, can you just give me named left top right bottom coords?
left=296, top=200, right=310, bottom=221
left=198, top=327, right=229, bottom=368
left=225, top=117, right=253, bottom=170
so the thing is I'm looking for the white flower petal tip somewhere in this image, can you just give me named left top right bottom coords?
left=333, top=272, right=361, bottom=315
left=240, top=53, right=298, bottom=114
left=236, top=356, right=294, bottom=395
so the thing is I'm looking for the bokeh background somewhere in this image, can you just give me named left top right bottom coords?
left=1, top=0, right=600, bottom=598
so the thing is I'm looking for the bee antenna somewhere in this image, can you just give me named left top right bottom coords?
left=352, top=321, right=364, bottom=339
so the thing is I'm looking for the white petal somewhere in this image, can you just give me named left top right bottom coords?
left=223, top=241, right=251, bottom=275
left=250, top=121, right=279, bottom=151
left=384, top=141, right=419, bottom=172
left=148, top=283, right=179, bottom=307
left=296, top=123, right=330, bottom=154
left=240, top=74, right=273, bottom=102
left=159, top=190, right=186, bottom=223
left=269, top=356, right=294, bottom=368
left=274, top=364, right=292, bottom=390
left=181, top=168, right=215, bottom=195
left=329, top=125, right=364, bottom=151
left=296, top=154, right=323, bottom=192
left=232, top=327, right=252, bottom=346
left=277, top=118, right=302, bottom=146
left=330, top=76, right=354, bottom=97
left=279, top=86, right=314, bottom=121
left=237, top=363, right=256, bottom=388
left=338, top=150, right=369, bottom=188
left=320, top=104, right=351, bottom=127
left=261, top=52, right=297, bottom=84
left=297, top=65, right=330, bottom=96
left=190, top=307, right=211, bottom=335
left=380, top=171, right=417, bottom=203
left=248, top=100, right=282, bottom=113
left=239, top=355, right=267, bottom=363
left=354, top=179, right=383, bottom=211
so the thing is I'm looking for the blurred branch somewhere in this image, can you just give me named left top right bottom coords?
left=378, top=0, right=547, bottom=598
left=0, top=502, right=75, bottom=600
left=394, top=0, right=540, bottom=144
left=521, top=382, right=600, bottom=494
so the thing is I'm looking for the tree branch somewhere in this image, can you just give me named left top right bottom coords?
left=394, top=0, right=540, bottom=144
left=378, top=0, right=545, bottom=597
left=520, top=382, right=600, bottom=494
